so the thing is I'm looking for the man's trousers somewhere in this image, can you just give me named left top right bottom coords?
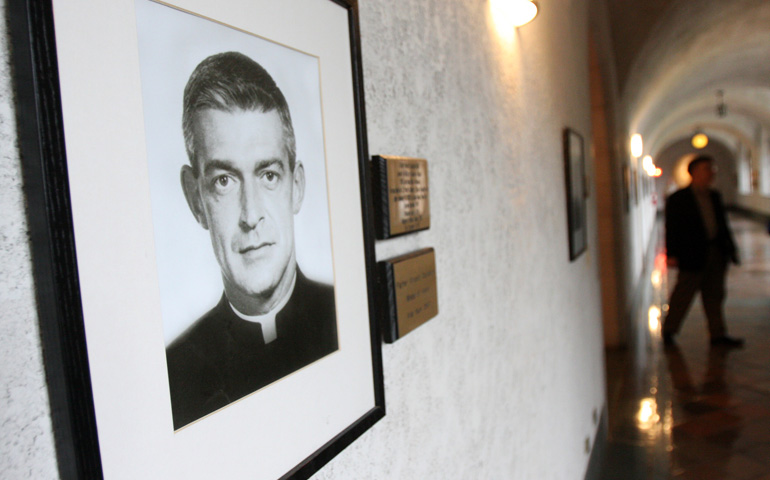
left=663, top=247, right=728, bottom=339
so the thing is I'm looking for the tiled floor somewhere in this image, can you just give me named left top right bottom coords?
left=601, top=215, right=770, bottom=480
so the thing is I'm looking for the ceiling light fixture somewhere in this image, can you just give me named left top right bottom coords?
left=691, top=130, right=708, bottom=149
left=716, top=90, right=727, bottom=118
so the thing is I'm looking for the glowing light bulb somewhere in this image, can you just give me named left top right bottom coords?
left=491, top=0, right=539, bottom=30
left=510, top=0, right=538, bottom=26
left=631, top=134, right=643, bottom=158
left=648, top=306, right=661, bottom=332
left=692, top=132, right=708, bottom=149
left=643, top=155, right=654, bottom=175
left=651, top=270, right=662, bottom=288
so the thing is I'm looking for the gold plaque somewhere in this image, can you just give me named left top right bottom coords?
left=372, top=155, right=430, bottom=238
left=379, top=248, right=438, bottom=342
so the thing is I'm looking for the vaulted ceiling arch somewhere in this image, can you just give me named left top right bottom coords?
left=607, top=0, right=770, bottom=159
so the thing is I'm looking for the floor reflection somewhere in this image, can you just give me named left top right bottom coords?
left=601, top=215, right=770, bottom=480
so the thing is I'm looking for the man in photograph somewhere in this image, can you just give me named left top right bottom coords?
left=166, top=52, right=338, bottom=430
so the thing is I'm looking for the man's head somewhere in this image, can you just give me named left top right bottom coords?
left=182, top=52, right=297, bottom=174
left=180, top=52, right=305, bottom=315
left=688, top=155, right=716, bottom=189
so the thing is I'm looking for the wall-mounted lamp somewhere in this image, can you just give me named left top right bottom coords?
left=691, top=130, right=708, bottom=149
left=511, top=0, right=538, bottom=26
left=631, top=133, right=643, bottom=158
left=642, top=155, right=662, bottom=177
left=643, top=155, right=654, bottom=173
left=491, top=0, right=539, bottom=28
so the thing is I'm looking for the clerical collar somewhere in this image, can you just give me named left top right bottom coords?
left=229, top=272, right=297, bottom=344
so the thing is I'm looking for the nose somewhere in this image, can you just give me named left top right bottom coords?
left=238, top=179, right=263, bottom=231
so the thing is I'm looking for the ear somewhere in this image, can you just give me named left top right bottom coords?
left=292, top=161, right=305, bottom=215
left=181, top=165, right=209, bottom=230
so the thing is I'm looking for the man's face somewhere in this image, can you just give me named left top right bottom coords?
left=182, top=108, right=304, bottom=313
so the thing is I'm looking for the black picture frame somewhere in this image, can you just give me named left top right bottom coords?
left=621, top=163, right=630, bottom=213
left=563, top=128, right=588, bottom=261
left=632, top=165, right=639, bottom=205
left=9, top=0, right=384, bottom=478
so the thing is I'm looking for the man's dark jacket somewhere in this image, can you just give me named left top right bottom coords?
left=166, top=271, right=337, bottom=430
left=665, top=186, right=736, bottom=271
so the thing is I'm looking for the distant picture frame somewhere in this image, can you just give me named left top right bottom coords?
left=9, top=0, right=384, bottom=479
left=563, top=128, right=588, bottom=261
left=622, top=163, right=630, bottom=213
left=632, top=165, right=639, bottom=205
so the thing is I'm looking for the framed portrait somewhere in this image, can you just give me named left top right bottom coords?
left=621, top=163, right=630, bottom=213
left=563, top=128, right=587, bottom=261
left=10, top=0, right=384, bottom=478
left=632, top=165, right=639, bottom=205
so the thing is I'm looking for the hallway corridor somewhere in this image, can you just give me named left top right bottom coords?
left=601, top=215, right=770, bottom=480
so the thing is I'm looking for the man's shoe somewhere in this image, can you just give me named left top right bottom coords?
left=663, top=333, right=675, bottom=347
left=710, top=336, right=745, bottom=348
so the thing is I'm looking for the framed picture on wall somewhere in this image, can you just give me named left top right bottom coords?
left=622, top=163, right=630, bottom=213
left=563, top=128, right=588, bottom=261
left=632, top=165, right=640, bottom=204
left=10, top=0, right=384, bottom=478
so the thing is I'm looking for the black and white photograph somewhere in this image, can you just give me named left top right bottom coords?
left=14, top=0, right=384, bottom=477
left=564, top=128, right=587, bottom=260
left=136, top=0, right=338, bottom=430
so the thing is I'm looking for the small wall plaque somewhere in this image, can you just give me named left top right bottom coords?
left=379, top=248, right=438, bottom=343
left=372, top=155, right=430, bottom=239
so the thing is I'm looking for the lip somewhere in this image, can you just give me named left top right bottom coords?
left=239, top=242, right=273, bottom=255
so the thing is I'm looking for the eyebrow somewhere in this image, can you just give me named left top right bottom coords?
left=202, top=159, right=237, bottom=177
left=202, top=158, right=286, bottom=177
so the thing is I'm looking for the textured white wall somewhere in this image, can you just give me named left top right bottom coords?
left=0, top=0, right=59, bottom=477
left=0, top=0, right=607, bottom=478
left=737, top=193, right=770, bottom=216
left=316, top=0, right=606, bottom=478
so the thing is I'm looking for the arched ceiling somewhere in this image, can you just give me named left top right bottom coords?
left=607, top=0, right=770, bottom=159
